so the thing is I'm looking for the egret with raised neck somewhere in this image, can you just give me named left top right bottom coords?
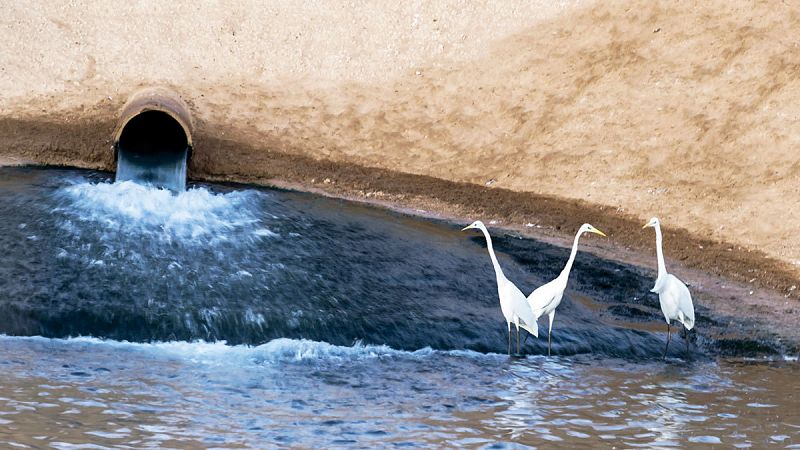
left=527, top=223, right=607, bottom=356
left=643, top=217, right=695, bottom=357
left=462, top=220, right=538, bottom=355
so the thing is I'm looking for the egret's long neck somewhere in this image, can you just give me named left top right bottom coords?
left=479, top=226, right=505, bottom=281
left=558, top=230, right=583, bottom=281
left=654, top=223, right=667, bottom=278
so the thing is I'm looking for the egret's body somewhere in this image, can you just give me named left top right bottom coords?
left=462, top=221, right=538, bottom=355
left=643, top=217, right=695, bottom=356
left=527, top=224, right=606, bottom=355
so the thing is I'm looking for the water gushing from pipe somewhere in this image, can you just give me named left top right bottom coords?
left=113, top=88, right=193, bottom=191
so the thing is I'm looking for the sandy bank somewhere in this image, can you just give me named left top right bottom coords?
left=1, top=0, right=799, bottom=302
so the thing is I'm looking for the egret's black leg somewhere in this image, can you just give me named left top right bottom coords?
left=507, top=325, right=512, bottom=356
left=684, top=327, right=690, bottom=355
left=548, top=330, right=552, bottom=357
left=516, top=327, right=521, bottom=355
left=664, top=323, right=671, bottom=359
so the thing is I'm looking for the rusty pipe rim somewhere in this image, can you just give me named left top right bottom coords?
left=113, top=87, right=193, bottom=153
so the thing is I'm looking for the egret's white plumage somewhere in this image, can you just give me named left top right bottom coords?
left=643, top=217, right=695, bottom=356
left=462, top=220, right=538, bottom=355
left=527, top=223, right=607, bottom=355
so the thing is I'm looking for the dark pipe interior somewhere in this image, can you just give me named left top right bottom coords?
left=118, top=110, right=188, bottom=157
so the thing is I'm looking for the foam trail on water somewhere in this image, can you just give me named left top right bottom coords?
left=0, top=335, right=501, bottom=365
left=53, top=179, right=272, bottom=243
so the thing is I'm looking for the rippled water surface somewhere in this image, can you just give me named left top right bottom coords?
left=0, top=337, right=798, bottom=448
left=0, top=167, right=798, bottom=448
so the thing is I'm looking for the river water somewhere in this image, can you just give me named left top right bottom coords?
left=0, top=167, right=797, bottom=448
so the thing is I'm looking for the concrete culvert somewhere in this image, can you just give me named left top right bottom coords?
left=113, top=88, right=193, bottom=191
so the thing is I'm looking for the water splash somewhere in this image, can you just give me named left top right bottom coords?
left=0, top=335, right=498, bottom=366
left=53, top=179, right=271, bottom=243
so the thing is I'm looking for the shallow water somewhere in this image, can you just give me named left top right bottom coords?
left=0, top=167, right=798, bottom=448
left=0, top=336, right=797, bottom=448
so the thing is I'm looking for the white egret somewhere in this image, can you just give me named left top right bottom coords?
left=462, top=220, right=538, bottom=355
left=643, top=217, right=695, bottom=357
left=527, top=223, right=607, bottom=356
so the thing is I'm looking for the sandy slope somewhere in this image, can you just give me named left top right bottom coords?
left=1, top=0, right=800, bottom=286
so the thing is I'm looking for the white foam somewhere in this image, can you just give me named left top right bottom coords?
left=54, top=180, right=274, bottom=243
left=254, top=228, right=278, bottom=238
left=0, top=335, right=495, bottom=366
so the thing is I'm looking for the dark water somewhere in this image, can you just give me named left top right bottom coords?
left=0, top=167, right=675, bottom=357
left=0, top=167, right=798, bottom=448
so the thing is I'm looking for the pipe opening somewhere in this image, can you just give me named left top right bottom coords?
left=113, top=88, right=193, bottom=192
left=118, top=110, right=188, bottom=158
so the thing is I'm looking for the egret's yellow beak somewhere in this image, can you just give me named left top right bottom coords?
left=592, top=229, right=607, bottom=237
left=461, top=226, right=471, bottom=231
left=642, top=223, right=651, bottom=229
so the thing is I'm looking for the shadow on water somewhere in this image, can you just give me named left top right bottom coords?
left=0, top=167, right=767, bottom=358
